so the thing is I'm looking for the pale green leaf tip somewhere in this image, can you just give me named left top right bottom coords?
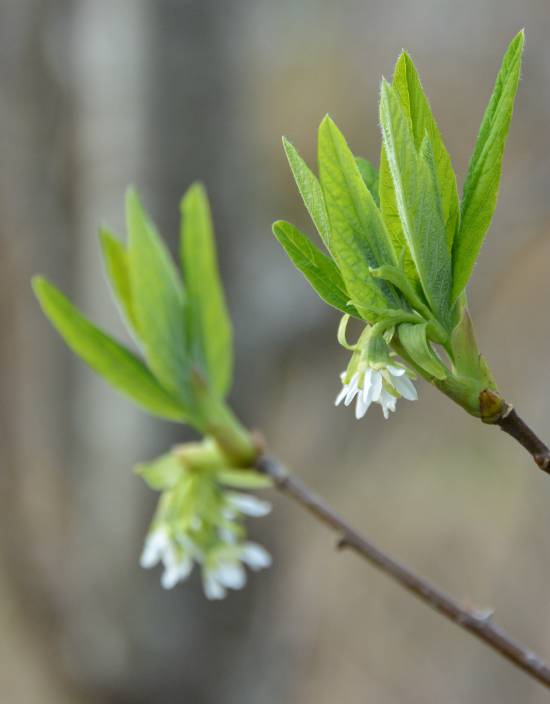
left=180, top=180, right=206, bottom=212
left=125, top=184, right=140, bottom=208
left=98, top=226, right=120, bottom=248
left=319, top=113, right=334, bottom=131
left=394, top=49, right=410, bottom=67
left=31, top=274, right=46, bottom=297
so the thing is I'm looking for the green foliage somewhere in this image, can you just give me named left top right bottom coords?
left=355, top=157, right=379, bottom=206
left=283, top=137, right=331, bottom=248
left=180, top=184, right=233, bottom=398
left=379, top=81, right=452, bottom=327
left=217, top=468, right=273, bottom=489
left=272, top=220, right=357, bottom=315
left=398, top=322, right=447, bottom=380
left=317, top=115, right=402, bottom=316
left=391, top=51, right=459, bottom=248
left=32, top=277, right=188, bottom=421
left=34, top=183, right=238, bottom=431
left=277, top=33, right=526, bottom=416
left=126, top=188, right=191, bottom=405
left=99, top=228, right=141, bottom=337
left=452, top=30, right=524, bottom=300
left=136, top=453, right=185, bottom=490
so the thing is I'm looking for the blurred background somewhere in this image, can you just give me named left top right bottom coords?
left=2, top=0, right=550, bottom=702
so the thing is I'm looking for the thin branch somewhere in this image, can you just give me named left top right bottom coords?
left=496, top=408, right=550, bottom=474
left=255, top=454, right=550, bottom=689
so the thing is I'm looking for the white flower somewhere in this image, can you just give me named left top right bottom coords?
left=140, top=527, right=194, bottom=589
left=226, top=492, right=272, bottom=517
left=201, top=543, right=272, bottom=600
left=140, top=524, right=273, bottom=598
left=335, top=363, right=417, bottom=420
left=140, top=527, right=170, bottom=569
left=241, top=542, right=272, bottom=571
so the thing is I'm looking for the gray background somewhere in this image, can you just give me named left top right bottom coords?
left=2, top=1, right=550, bottom=702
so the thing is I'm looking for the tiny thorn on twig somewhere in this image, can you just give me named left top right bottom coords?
left=336, top=535, right=349, bottom=550
left=474, top=607, right=495, bottom=624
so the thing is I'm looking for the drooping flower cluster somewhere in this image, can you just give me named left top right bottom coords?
left=137, top=444, right=272, bottom=599
left=336, top=363, right=417, bottom=419
left=334, top=316, right=417, bottom=420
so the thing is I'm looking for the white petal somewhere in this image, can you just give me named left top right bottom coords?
left=379, top=389, right=397, bottom=419
left=362, top=368, right=373, bottom=399
left=344, top=373, right=359, bottom=406
left=369, top=370, right=383, bottom=402
left=335, top=385, right=348, bottom=406
left=215, top=561, right=247, bottom=590
left=387, top=364, right=406, bottom=376
left=203, top=572, right=226, bottom=600
left=391, top=373, right=418, bottom=401
left=161, top=566, right=180, bottom=589
left=241, top=542, right=272, bottom=571
left=227, top=492, right=272, bottom=517
left=161, top=556, right=192, bottom=589
left=355, top=391, right=370, bottom=419
left=140, top=529, right=169, bottom=569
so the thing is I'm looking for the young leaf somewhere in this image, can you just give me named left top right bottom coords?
left=379, top=82, right=452, bottom=325
left=32, top=277, right=189, bottom=421
left=99, top=228, right=141, bottom=338
left=180, top=183, right=233, bottom=399
left=283, top=137, right=331, bottom=249
left=126, top=188, right=191, bottom=405
left=273, top=220, right=358, bottom=316
left=317, top=115, right=402, bottom=316
left=378, top=146, right=418, bottom=283
left=392, top=51, right=459, bottom=248
left=452, top=30, right=524, bottom=300
left=135, top=453, right=184, bottom=491
left=216, top=468, right=273, bottom=490
left=398, top=321, right=447, bottom=379
left=355, top=157, right=379, bottom=206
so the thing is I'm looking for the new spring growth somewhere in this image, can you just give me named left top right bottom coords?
left=335, top=315, right=417, bottom=420
left=137, top=439, right=272, bottom=597
left=33, top=185, right=271, bottom=597
left=274, top=31, right=524, bottom=424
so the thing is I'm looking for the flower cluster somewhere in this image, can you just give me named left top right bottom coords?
left=336, top=362, right=417, bottom=420
left=137, top=444, right=273, bottom=599
left=334, top=316, right=417, bottom=420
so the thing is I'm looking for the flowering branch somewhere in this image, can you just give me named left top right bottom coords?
left=255, top=453, right=550, bottom=689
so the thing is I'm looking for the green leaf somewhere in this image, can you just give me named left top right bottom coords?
left=370, top=264, right=432, bottom=320
left=216, top=468, right=273, bottom=489
left=392, top=51, right=459, bottom=248
left=283, top=137, right=331, bottom=248
left=135, top=453, right=184, bottom=491
left=398, top=321, right=447, bottom=379
left=272, top=220, right=358, bottom=316
left=99, top=228, right=141, bottom=338
left=317, top=115, right=402, bottom=318
left=32, top=277, right=188, bottom=421
left=452, top=30, right=524, bottom=300
left=355, top=157, right=379, bottom=206
left=378, top=146, right=418, bottom=283
left=126, top=188, right=191, bottom=405
left=379, top=82, right=452, bottom=325
left=180, top=183, right=233, bottom=398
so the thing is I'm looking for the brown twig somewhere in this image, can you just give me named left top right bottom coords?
left=255, top=454, right=550, bottom=689
left=496, top=407, right=550, bottom=474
